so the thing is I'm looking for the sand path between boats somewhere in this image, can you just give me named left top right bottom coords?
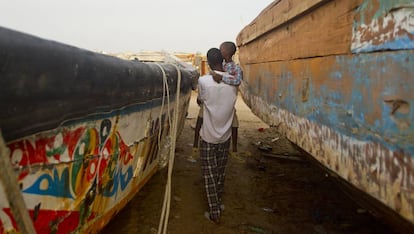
left=102, top=91, right=398, bottom=234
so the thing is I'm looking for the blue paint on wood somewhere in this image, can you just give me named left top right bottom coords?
left=355, top=0, right=414, bottom=24
left=253, top=51, right=414, bottom=156
left=340, top=53, right=413, bottom=154
left=62, top=95, right=180, bottom=127
left=353, top=0, right=414, bottom=53
left=353, top=35, right=414, bottom=53
left=24, top=168, right=73, bottom=198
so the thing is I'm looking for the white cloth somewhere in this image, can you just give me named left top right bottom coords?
left=198, top=74, right=237, bottom=144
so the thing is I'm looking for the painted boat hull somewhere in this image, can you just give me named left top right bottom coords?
left=0, top=27, right=197, bottom=233
left=237, top=0, right=414, bottom=225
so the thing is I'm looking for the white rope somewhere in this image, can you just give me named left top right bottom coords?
left=155, top=62, right=171, bottom=234
left=154, top=63, right=172, bottom=158
left=155, top=63, right=182, bottom=234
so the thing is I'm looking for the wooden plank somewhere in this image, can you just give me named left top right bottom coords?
left=237, top=0, right=330, bottom=46
left=0, top=131, right=36, bottom=234
left=237, top=0, right=363, bottom=64
left=261, top=152, right=303, bottom=161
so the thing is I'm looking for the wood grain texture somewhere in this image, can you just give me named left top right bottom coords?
left=237, top=0, right=329, bottom=46
left=237, top=0, right=414, bottom=227
left=237, top=0, right=363, bottom=64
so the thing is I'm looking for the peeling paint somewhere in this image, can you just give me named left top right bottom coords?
left=238, top=0, right=414, bottom=226
left=241, top=85, right=414, bottom=222
left=352, top=0, right=414, bottom=52
left=238, top=49, right=414, bottom=224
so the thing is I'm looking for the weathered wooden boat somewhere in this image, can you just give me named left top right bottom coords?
left=237, top=0, right=414, bottom=228
left=0, top=26, right=198, bottom=233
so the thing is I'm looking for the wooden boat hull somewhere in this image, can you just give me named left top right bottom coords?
left=237, top=0, right=414, bottom=225
left=0, top=27, right=197, bottom=233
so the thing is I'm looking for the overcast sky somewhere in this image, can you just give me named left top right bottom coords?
left=0, top=0, right=273, bottom=54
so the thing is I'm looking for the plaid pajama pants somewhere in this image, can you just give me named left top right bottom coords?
left=199, top=138, right=230, bottom=220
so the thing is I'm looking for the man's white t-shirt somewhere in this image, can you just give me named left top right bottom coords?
left=198, top=73, right=237, bottom=144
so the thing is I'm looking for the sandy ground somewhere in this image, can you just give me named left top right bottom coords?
left=101, top=92, right=399, bottom=234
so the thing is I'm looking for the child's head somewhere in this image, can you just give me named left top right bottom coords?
left=220, top=41, right=237, bottom=61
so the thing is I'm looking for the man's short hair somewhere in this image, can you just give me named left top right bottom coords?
left=207, top=48, right=223, bottom=67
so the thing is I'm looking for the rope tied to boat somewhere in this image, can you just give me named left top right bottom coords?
left=154, top=63, right=182, bottom=234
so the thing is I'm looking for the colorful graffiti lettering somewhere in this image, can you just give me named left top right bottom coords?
left=1, top=113, right=171, bottom=233
left=24, top=167, right=73, bottom=198
left=7, top=119, right=135, bottom=199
